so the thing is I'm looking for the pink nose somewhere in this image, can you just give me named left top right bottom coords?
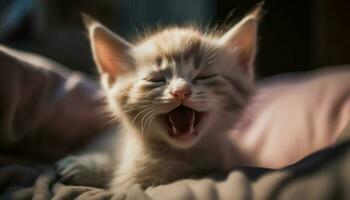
left=170, top=80, right=192, bottom=100
left=171, top=88, right=192, bottom=100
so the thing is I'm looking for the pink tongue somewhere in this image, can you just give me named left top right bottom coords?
left=169, top=106, right=195, bottom=134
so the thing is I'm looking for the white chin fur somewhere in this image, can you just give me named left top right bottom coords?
left=167, top=136, right=199, bottom=149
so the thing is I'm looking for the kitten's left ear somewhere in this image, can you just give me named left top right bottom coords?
left=220, top=6, right=262, bottom=80
left=82, top=14, right=133, bottom=84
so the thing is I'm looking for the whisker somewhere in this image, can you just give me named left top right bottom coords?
left=140, top=107, right=158, bottom=135
left=99, top=116, right=118, bottom=128
left=130, top=106, right=154, bottom=129
left=146, top=107, right=162, bottom=131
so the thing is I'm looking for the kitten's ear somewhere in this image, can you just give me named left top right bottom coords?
left=82, top=14, right=133, bottom=83
left=220, top=6, right=262, bottom=80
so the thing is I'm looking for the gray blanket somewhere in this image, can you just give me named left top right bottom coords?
left=1, top=45, right=350, bottom=200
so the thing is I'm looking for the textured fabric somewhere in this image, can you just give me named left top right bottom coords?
left=0, top=45, right=349, bottom=199
left=2, top=137, right=350, bottom=200
left=0, top=45, right=111, bottom=162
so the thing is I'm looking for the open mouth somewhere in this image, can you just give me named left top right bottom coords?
left=161, top=105, right=205, bottom=141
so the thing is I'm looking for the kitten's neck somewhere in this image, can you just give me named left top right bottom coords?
left=119, top=115, right=237, bottom=169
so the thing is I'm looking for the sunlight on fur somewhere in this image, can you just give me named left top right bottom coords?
left=56, top=5, right=262, bottom=199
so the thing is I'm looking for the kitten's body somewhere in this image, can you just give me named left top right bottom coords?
left=56, top=7, right=260, bottom=198
left=111, top=117, right=238, bottom=190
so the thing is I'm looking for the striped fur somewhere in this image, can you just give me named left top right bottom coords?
left=58, top=8, right=261, bottom=199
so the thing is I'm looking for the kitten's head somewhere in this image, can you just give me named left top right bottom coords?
left=85, top=8, right=260, bottom=149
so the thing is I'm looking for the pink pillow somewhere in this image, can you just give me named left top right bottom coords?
left=230, top=66, right=350, bottom=168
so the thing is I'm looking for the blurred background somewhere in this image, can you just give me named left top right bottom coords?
left=0, top=0, right=349, bottom=78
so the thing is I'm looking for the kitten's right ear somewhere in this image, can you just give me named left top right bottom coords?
left=82, top=14, right=133, bottom=83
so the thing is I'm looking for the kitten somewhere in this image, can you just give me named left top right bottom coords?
left=56, top=7, right=260, bottom=199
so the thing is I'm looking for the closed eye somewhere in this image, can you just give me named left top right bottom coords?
left=143, top=76, right=166, bottom=83
left=195, top=74, right=217, bottom=81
